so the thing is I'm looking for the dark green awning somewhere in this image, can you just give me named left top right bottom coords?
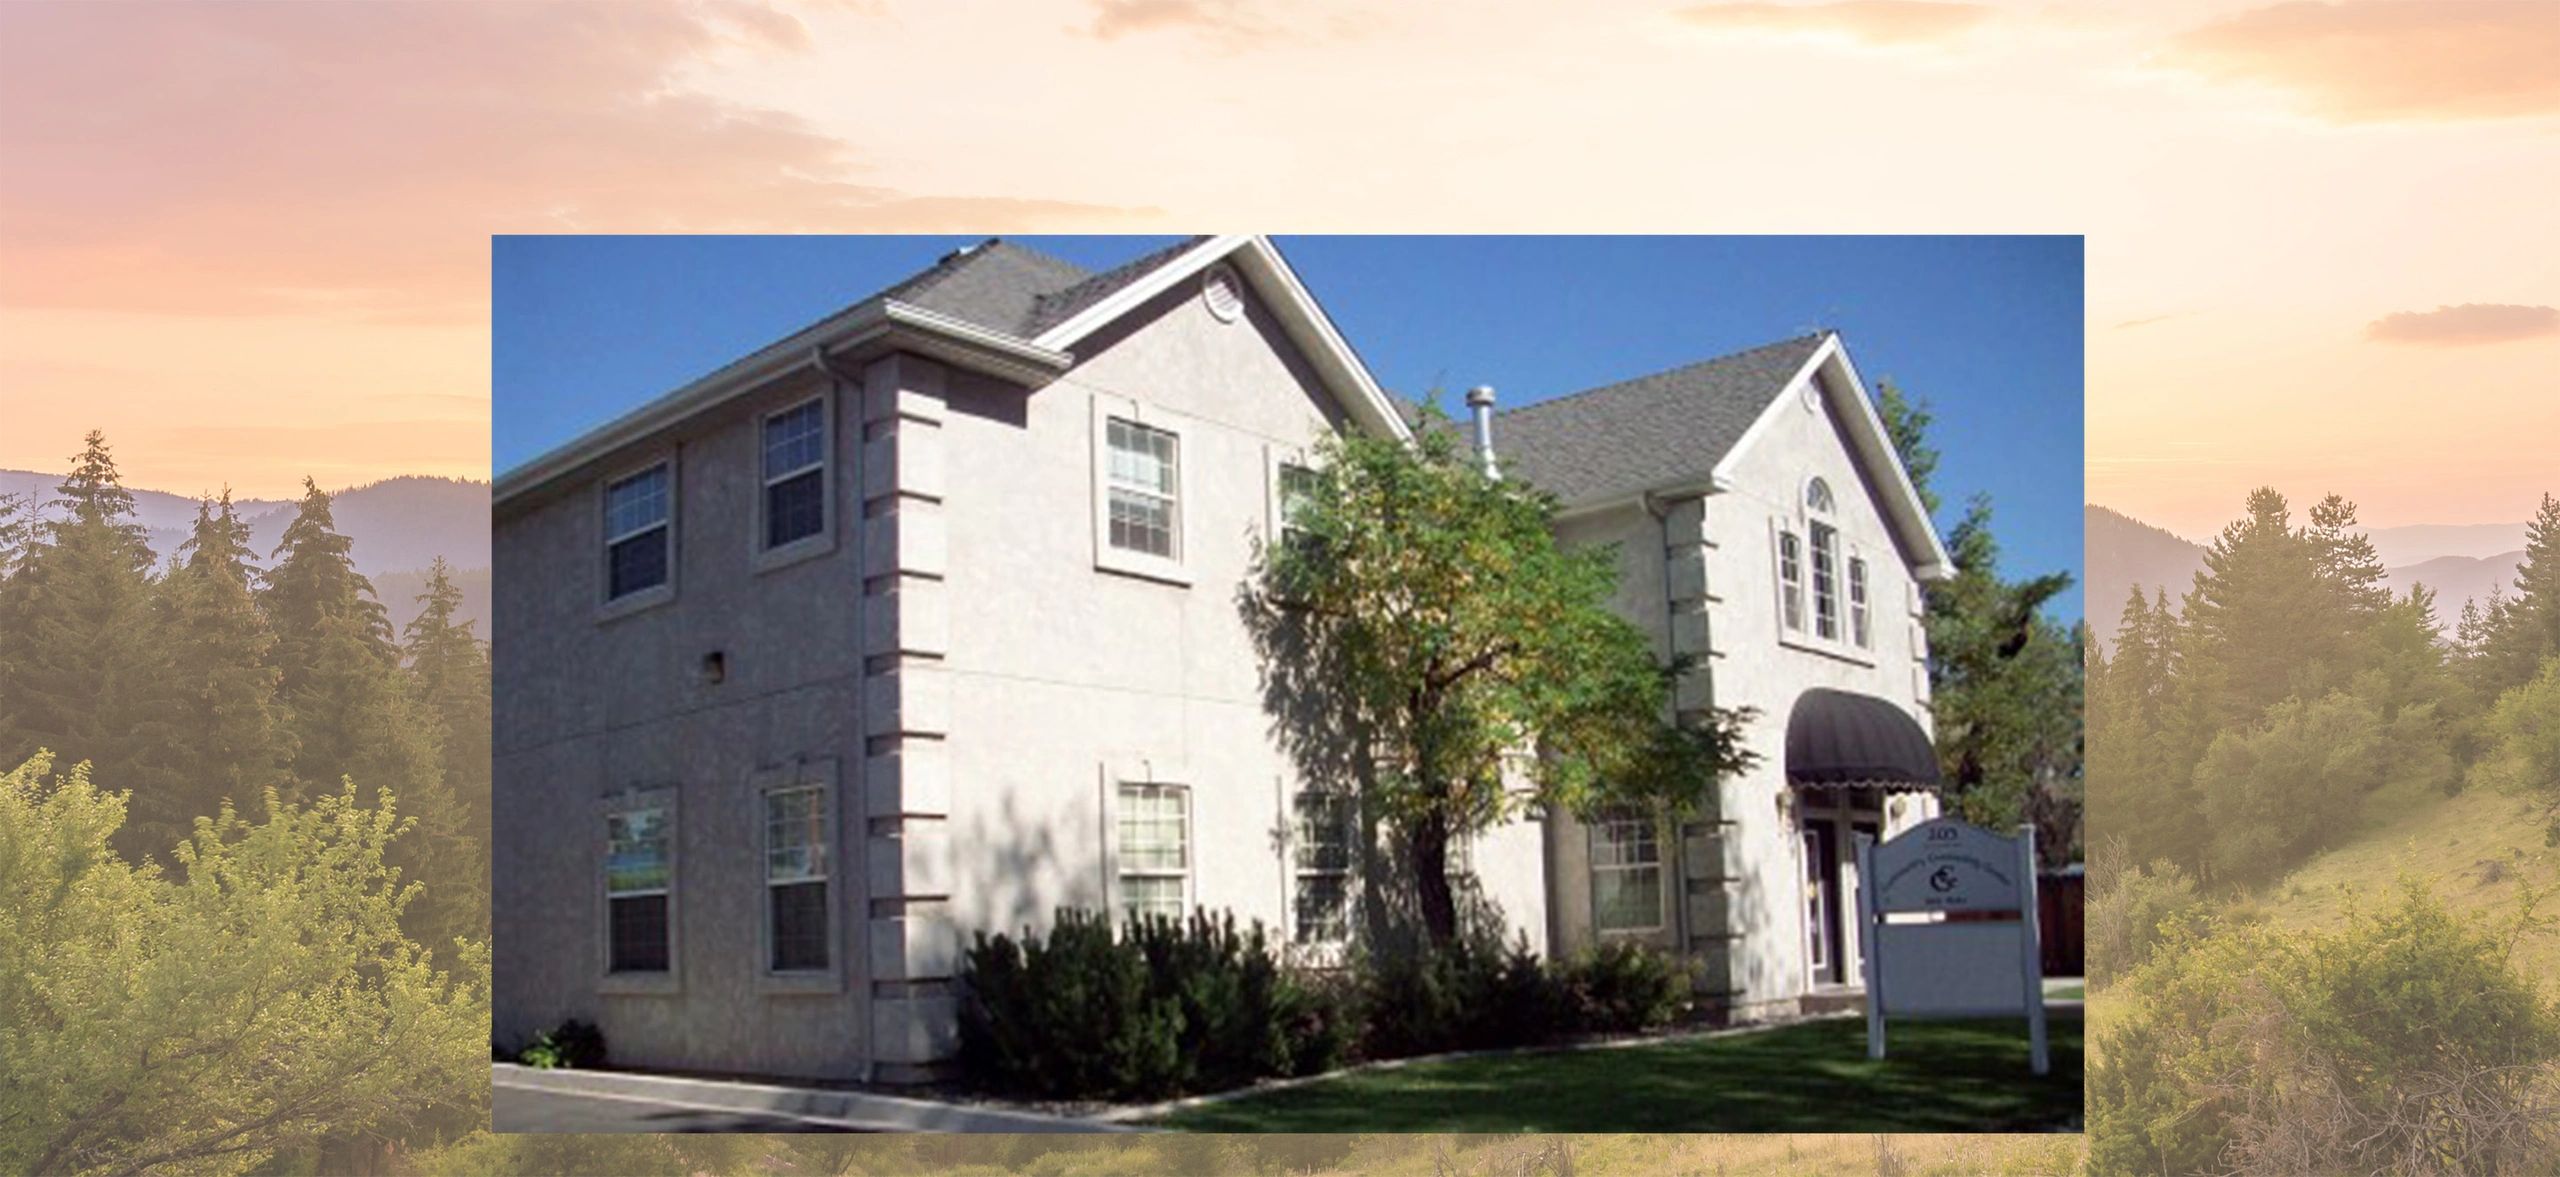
left=1785, top=688, right=1942, bottom=791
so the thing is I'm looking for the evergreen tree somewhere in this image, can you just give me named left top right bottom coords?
left=0, top=490, right=30, bottom=579
left=1875, top=384, right=2082, bottom=859
left=2182, top=488, right=2340, bottom=723
left=134, top=492, right=294, bottom=854
left=0, top=432, right=172, bottom=793
left=2504, top=493, right=2560, bottom=672
left=259, top=479, right=466, bottom=948
left=404, top=556, right=493, bottom=930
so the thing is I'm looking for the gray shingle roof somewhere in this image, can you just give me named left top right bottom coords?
left=1493, top=334, right=1828, bottom=505
left=887, top=240, right=1093, bottom=337
left=872, top=235, right=1209, bottom=340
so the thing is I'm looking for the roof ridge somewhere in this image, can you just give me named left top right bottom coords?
left=1025, top=234, right=1212, bottom=333
left=1496, top=332, right=1829, bottom=420
left=884, top=238, right=1090, bottom=308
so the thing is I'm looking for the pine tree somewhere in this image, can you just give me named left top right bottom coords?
left=404, top=556, right=492, bottom=933
left=2182, top=488, right=2340, bottom=723
left=258, top=479, right=467, bottom=948
left=134, top=492, right=294, bottom=854
left=0, top=432, right=171, bottom=792
left=1876, top=384, right=2082, bottom=860
left=2506, top=492, right=2560, bottom=669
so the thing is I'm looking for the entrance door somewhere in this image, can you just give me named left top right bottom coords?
left=1805, top=822, right=1845, bottom=986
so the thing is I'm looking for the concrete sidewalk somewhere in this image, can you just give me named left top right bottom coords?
left=491, top=1064, right=1145, bottom=1133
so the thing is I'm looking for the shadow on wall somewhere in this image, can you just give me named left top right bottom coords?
left=951, top=788, right=1082, bottom=941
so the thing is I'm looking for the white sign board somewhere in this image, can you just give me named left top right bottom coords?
left=1856, top=820, right=2048, bottom=1075
left=1872, top=817, right=2023, bottom=913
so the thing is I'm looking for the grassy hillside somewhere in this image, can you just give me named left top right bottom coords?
left=2257, top=774, right=2560, bottom=985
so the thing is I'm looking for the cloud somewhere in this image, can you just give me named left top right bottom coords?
left=2364, top=304, right=2560, bottom=346
left=0, top=2, right=1152, bottom=323
left=2163, top=2, right=2560, bottom=123
left=2115, top=313, right=2179, bottom=330
left=1674, top=1, right=1993, bottom=47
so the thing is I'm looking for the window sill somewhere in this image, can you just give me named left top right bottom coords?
left=1094, top=549, right=1193, bottom=588
left=752, top=530, right=836, bottom=577
left=597, top=584, right=675, bottom=626
left=1776, top=632, right=1877, bottom=668
left=756, top=968, right=845, bottom=996
left=599, top=971, right=682, bottom=997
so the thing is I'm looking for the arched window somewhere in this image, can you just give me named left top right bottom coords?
left=1806, top=477, right=1836, bottom=515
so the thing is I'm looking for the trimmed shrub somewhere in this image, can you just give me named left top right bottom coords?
left=957, top=907, right=1338, bottom=1100
left=517, top=1019, right=606, bottom=1070
left=1558, top=941, right=1692, bottom=1034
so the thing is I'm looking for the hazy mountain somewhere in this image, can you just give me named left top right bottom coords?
left=2365, top=522, right=2531, bottom=569
left=2, top=470, right=487, bottom=578
left=240, top=476, right=491, bottom=575
left=2086, top=504, right=2208, bottom=648
left=376, top=564, right=492, bottom=645
left=2, top=469, right=491, bottom=641
left=0, top=469, right=287, bottom=559
left=2387, top=550, right=2525, bottom=623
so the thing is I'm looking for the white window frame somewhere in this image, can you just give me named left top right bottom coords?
left=599, top=456, right=676, bottom=620
left=759, top=766, right=837, bottom=984
left=1589, top=811, right=1665, bottom=934
left=1268, top=450, right=1321, bottom=551
left=599, top=786, right=679, bottom=993
left=1777, top=527, right=1806, bottom=634
left=1091, top=395, right=1192, bottom=585
left=1113, top=781, right=1192, bottom=926
left=1291, top=790, right=1356, bottom=949
left=1802, top=827, right=1829, bottom=976
left=1810, top=521, right=1841, bottom=641
left=1849, top=553, right=1871, bottom=650
left=753, top=391, right=835, bottom=573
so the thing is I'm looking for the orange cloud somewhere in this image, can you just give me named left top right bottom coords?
left=2164, top=2, right=2560, bottom=123
left=0, top=2, right=1152, bottom=324
left=2365, top=304, right=2560, bottom=346
left=1674, top=1, right=1993, bottom=46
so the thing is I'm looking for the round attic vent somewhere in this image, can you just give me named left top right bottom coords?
left=1203, top=265, right=1244, bottom=322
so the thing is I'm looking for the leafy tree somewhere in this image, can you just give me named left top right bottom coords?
left=0, top=432, right=174, bottom=801
left=1876, top=384, right=2081, bottom=857
left=1241, top=401, right=1755, bottom=946
left=0, top=753, right=489, bottom=1176
left=2194, top=691, right=2384, bottom=885
left=2470, top=658, right=2560, bottom=845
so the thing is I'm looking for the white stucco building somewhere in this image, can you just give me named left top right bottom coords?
left=492, top=235, right=1951, bottom=1082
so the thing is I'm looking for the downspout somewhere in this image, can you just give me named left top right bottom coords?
left=809, top=345, right=877, bottom=1085
left=1641, top=490, right=1692, bottom=960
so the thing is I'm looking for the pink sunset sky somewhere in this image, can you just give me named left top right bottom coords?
left=1, top=0, right=2552, bottom=535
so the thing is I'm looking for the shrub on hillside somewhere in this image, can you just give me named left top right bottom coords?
left=2086, top=859, right=2206, bottom=990
left=2088, top=876, right=2560, bottom=1176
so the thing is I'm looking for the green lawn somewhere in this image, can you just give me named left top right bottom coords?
left=1154, top=1015, right=2081, bottom=1132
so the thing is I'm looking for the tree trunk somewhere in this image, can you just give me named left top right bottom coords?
left=1413, top=813, right=1457, bottom=947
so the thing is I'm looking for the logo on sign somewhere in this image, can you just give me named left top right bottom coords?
left=1872, top=818, right=2024, bottom=913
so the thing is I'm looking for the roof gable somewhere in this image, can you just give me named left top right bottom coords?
left=1496, top=333, right=1951, bottom=579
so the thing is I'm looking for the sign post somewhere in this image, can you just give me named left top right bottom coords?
left=1855, top=818, right=2048, bottom=1075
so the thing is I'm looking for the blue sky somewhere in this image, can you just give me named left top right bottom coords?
left=495, top=235, right=2084, bottom=620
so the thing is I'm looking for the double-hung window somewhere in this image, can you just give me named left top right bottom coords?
left=605, top=804, right=673, bottom=973
left=1292, top=791, right=1354, bottom=946
left=1105, top=418, right=1180, bottom=559
left=1810, top=523, right=1841, bottom=640
left=1589, top=811, right=1663, bottom=932
left=604, top=464, right=671, bottom=601
left=1848, top=556, right=1871, bottom=649
left=1117, top=783, right=1189, bottom=925
left=761, top=398, right=827, bottom=551
left=1276, top=461, right=1320, bottom=551
left=1778, top=530, right=1806, bottom=633
left=763, top=783, right=830, bottom=973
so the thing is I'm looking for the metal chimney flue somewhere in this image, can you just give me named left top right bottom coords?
left=1465, top=385, right=1500, bottom=480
